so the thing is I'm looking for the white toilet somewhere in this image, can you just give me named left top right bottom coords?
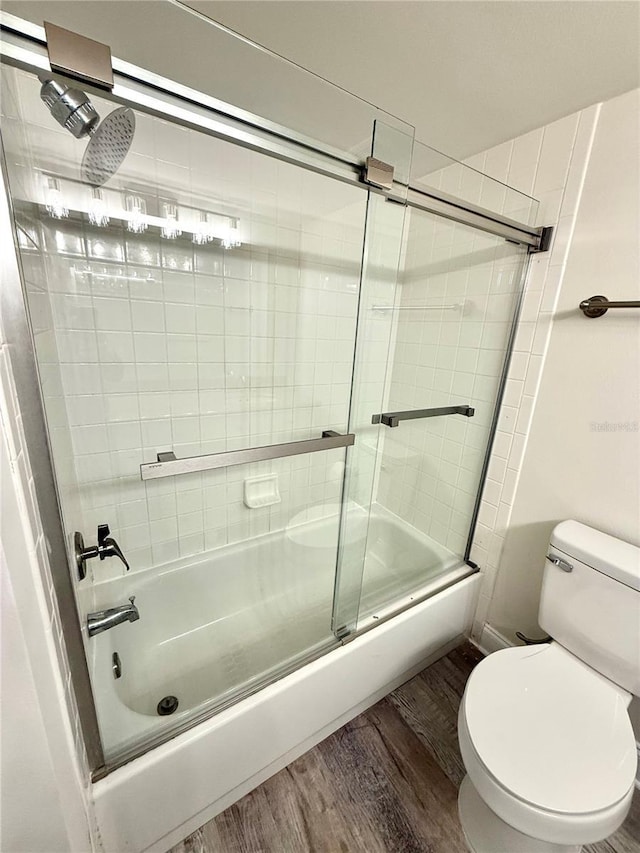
left=458, top=520, right=639, bottom=853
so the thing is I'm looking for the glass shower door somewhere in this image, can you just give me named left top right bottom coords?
left=354, top=203, right=530, bottom=628
left=0, top=62, right=370, bottom=760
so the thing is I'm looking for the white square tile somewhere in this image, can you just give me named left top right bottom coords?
left=166, top=304, right=196, bottom=334
left=141, top=418, right=172, bottom=446
left=136, top=363, right=169, bottom=392
left=534, top=113, right=579, bottom=195
left=93, top=298, right=131, bottom=332
left=97, top=331, right=134, bottom=363
left=101, top=363, right=138, bottom=394
left=167, top=334, right=197, bottom=363
left=107, top=421, right=141, bottom=451
left=139, top=394, right=170, bottom=420
left=134, top=333, right=167, bottom=363
left=131, top=301, right=165, bottom=332
left=104, top=394, right=139, bottom=423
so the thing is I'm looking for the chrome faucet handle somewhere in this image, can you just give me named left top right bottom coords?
left=97, top=524, right=130, bottom=570
left=129, top=596, right=136, bottom=606
left=103, top=537, right=130, bottom=571
left=75, top=524, right=131, bottom=580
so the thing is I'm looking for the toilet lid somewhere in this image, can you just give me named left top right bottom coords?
left=463, top=643, right=637, bottom=815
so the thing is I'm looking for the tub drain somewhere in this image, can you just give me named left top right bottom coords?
left=157, top=695, right=179, bottom=716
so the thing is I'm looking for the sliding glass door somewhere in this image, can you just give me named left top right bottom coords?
left=1, top=27, right=540, bottom=771
left=1, top=61, right=380, bottom=761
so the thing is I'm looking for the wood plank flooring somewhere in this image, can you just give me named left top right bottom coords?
left=170, top=643, right=640, bottom=853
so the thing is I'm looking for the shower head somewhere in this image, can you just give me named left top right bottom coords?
left=81, top=107, right=136, bottom=187
left=40, top=78, right=136, bottom=186
left=40, top=77, right=100, bottom=138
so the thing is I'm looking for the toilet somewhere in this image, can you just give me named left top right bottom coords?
left=458, top=520, right=639, bottom=853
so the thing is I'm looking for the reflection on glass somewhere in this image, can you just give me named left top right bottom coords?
left=45, top=177, right=68, bottom=220
left=125, top=194, right=148, bottom=234
left=192, top=211, right=215, bottom=245
left=160, top=201, right=181, bottom=240
left=88, top=187, right=109, bottom=227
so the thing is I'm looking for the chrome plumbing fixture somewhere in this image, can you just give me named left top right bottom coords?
left=74, top=523, right=130, bottom=580
left=39, top=77, right=135, bottom=185
left=39, top=77, right=100, bottom=137
left=87, top=597, right=139, bottom=637
left=157, top=696, right=179, bottom=716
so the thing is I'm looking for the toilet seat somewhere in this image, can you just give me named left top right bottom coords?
left=459, top=643, right=636, bottom=845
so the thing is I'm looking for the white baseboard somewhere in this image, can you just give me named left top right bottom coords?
left=476, top=623, right=513, bottom=656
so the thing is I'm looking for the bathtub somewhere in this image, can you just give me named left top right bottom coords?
left=90, top=503, right=480, bottom=852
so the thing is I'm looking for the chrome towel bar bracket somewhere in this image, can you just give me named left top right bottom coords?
left=579, top=295, right=640, bottom=318
left=140, top=430, right=355, bottom=480
left=372, top=405, right=475, bottom=428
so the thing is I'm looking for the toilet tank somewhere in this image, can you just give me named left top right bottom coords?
left=540, top=520, right=640, bottom=695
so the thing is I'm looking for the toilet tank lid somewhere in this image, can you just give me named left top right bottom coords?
left=551, top=520, right=640, bottom=591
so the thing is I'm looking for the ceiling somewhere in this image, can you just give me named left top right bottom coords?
left=181, top=0, right=640, bottom=158
left=3, top=0, right=639, bottom=159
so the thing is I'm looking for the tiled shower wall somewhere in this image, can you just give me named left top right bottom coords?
left=29, top=199, right=364, bottom=579
left=459, top=107, right=601, bottom=641
left=375, top=213, right=526, bottom=556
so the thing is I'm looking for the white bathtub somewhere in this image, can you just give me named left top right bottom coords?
left=89, top=503, right=461, bottom=757
left=89, top=503, right=479, bottom=852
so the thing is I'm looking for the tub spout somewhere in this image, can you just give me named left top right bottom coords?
left=87, top=596, right=139, bottom=637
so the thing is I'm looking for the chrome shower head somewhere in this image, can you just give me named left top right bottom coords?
left=40, top=77, right=136, bottom=186
left=81, top=106, right=136, bottom=187
left=40, top=78, right=100, bottom=138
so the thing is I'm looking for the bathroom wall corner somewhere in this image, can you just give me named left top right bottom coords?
left=466, top=101, right=603, bottom=646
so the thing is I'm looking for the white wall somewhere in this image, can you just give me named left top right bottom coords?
left=0, top=538, right=70, bottom=852
left=0, top=349, right=93, bottom=852
left=486, top=88, right=640, bottom=641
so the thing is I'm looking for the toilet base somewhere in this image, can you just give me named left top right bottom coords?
left=458, top=775, right=582, bottom=853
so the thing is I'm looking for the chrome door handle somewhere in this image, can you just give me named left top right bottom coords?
left=372, top=404, right=475, bottom=428
left=546, top=554, right=573, bottom=572
left=140, top=430, right=355, bottom=480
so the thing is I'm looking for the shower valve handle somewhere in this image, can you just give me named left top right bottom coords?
left=97, top=524, right=130, bottom=571
left=75, top=524, right=130, bottom=580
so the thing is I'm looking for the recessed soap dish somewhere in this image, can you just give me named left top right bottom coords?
left=243, top=474, right=281, bottom=509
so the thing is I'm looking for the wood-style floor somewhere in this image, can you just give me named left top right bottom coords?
left=170, top=643, right=640, bottom=853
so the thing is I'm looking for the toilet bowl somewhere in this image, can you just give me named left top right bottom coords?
left=459, top=644, right=635, bottom=849
left=458, top=521, right=640, bottom=852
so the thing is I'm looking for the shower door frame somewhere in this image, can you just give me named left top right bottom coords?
left=0, top=11, right=548, bottom=777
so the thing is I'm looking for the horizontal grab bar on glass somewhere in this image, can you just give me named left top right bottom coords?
left=372, top=405, right=475, bottom=428
left=371, top=302, right=464, bottom=313
left=140, top=430, right=355, bottom=480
